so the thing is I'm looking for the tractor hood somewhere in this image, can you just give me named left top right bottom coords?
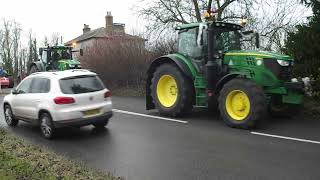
left=225, top=50, right=293, bottom=61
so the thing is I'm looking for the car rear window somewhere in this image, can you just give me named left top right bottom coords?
left=59, top=75, right=105, bottom=94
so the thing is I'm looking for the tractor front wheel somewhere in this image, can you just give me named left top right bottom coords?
left=151, top=64, right=194, bottom=117
left=218, top=79, right=267, bottom=129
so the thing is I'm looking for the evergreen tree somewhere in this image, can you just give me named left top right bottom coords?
left=285, top=0, right=320, bottom=77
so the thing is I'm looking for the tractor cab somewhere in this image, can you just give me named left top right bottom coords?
left=176, top=22, right=258, bottom=69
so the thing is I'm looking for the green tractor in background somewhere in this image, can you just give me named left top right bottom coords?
left=29, top=46, right=83, bottom=74
left=146, top=21, right=305, bottom=129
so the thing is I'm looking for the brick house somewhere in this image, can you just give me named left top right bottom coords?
left=65, top=12, right=146, bottom=50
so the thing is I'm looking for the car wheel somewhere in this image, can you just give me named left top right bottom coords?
left=4, top=105, right=18, bottom=126
left=93, top=119, right=109, bottom=129
left=40, top=113, right=55, bottom=139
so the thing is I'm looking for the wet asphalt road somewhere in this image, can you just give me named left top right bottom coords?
left=1, top=96, right=320, bottom=180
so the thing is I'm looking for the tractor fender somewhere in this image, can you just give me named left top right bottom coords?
left=146, top=55, right=196, bottom=110
left=215, top=73, right=244, bottom=93
left=29, top=62, right=45, bottom=73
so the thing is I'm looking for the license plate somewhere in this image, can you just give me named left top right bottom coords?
left=83, top=108, right=101, bottom=116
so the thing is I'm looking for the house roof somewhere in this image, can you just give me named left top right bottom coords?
left=65, top=27, right=146, bottom=45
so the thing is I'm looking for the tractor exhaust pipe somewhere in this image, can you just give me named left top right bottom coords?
left=206, top=23, right=221, bottom=95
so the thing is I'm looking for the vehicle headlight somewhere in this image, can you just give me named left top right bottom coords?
left=256, top=59, right=263, bottom=66
left=277, top=59, right=290, bottom=66
left=69, top=64, right=75, bottom=68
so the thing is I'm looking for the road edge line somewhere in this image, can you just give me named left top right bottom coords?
left=113, top=109, right=188, bottom=124
left=251, top=132, right=320, bottom=144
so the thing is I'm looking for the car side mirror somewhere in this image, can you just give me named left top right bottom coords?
left=12, top=89, right=19, bottom=95
left=80, top=49, right=83, bottom=56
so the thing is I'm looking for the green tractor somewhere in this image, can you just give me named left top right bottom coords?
left=29, top=46, right=83, bottom=74
left=146, top=21, right=305, bottom=129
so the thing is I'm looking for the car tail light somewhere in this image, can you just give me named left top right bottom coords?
left=104, top=91, right=112, bottom=98
left=54, top=97, right=75, bottom=104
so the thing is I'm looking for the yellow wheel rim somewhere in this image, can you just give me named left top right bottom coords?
left=156, top=75, right=178, bottom=108
left=226, top=90, right=250, bottom=121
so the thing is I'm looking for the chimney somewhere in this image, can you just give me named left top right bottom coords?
left=83, top=24, right=91, bottom=34
left=105, top=11, right=113, bottom=36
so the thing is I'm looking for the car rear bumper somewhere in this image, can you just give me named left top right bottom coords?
left=0, top=81, right=9, bottom=86
left=53, top=111, right=113, bottom=128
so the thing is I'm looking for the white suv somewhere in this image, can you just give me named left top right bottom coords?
left=3, top=70, right=112, bottom=139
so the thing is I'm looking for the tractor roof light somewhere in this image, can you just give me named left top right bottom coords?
left=240, top=18, right=248, bottom=26
left=204, top=11, right=211, bottom=18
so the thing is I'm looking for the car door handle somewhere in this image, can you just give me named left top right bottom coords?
left=35, top=99, right=41, bottom=102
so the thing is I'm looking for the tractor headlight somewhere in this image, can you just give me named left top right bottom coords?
left=277, top=60, right=290, bottom=66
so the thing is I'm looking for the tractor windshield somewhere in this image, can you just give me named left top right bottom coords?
left=215, top=30, right=241, bottom=52
left=51, top=48, right=72, bottom=61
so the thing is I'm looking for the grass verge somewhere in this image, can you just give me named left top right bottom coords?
left=0, top=128, right=122, bottom=180
left=111, top=86, right=145, bottom=97
left=303, top=96, right=320, bottom=118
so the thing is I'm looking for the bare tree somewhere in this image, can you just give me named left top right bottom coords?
left=137, top=0, right=310, bottom=52
left=49, top=32, right=62, bottom=46
left=12, top=21, right=21, bottom=80
left=247, top=0, right=311, bottom=52
left=136, top=0, right=254, bottom=39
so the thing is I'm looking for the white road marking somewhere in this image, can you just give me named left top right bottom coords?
left=251, top=132, right=320, bottom=144
left=112, top=109, right=188, bottom=124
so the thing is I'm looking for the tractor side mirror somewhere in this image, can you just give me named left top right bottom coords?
left=255, top=33, right=260, bottom=49
left=80, top=49, right=84, bottom=56
left=39, top=48, right=43, bottom=56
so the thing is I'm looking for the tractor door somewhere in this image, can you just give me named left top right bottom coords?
left=178, top=28, right=206, bottom=73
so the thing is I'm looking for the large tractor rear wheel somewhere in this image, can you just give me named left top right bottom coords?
left=29, top=65, right=39, bottom=74
left=218, top=79, right=267, bottom=129
left=151, top=64, right=194, bottom=117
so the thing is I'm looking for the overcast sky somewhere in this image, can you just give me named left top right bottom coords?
left=0, top=0, right=143, bottom=44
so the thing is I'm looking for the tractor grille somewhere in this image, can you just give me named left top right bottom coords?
left=264, top=58, right=292, bottom=81
left=279, top=66, right=292, bottom=81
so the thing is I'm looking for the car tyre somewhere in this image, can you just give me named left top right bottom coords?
left=40, top=113, right=55, bottom=139
left=4, top=105, right=18, bottom=126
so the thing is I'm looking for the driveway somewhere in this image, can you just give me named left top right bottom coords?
left=1, top=96, right=320, bottom=180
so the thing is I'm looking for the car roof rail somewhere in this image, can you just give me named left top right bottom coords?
left=30, top=72, right=43, bottom=75
left=71, top=69, right=90, bottom=72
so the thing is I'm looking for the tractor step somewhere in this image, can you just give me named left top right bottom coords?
left=194, top=76, right=208, bottom=107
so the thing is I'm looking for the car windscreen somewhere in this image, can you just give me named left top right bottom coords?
left=59, top=75, right=105, bottom=94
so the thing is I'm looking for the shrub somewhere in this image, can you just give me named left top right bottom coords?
left=79, top=39, right=153, bottom=94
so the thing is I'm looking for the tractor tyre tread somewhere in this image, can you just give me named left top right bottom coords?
left=150, top=63, right=194, bottom=117
left=218, top=78, right=267, bottom=129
